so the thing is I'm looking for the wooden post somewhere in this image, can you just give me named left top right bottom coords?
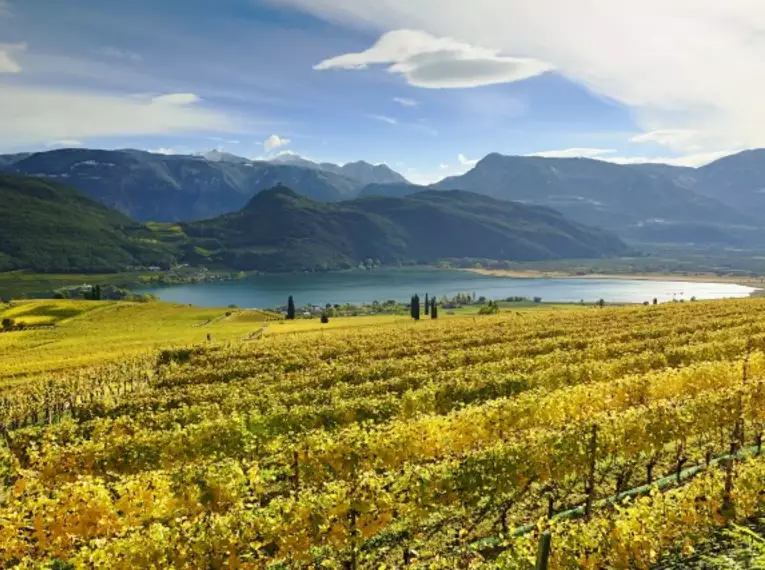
left=535, top=531, right=552, bottom=570
left=585, top=424, right=598, bottom=518
left=403, top=547, right=412, bottom=566
left=723, top=442, right=737, bottom=515
left=292, top=449, right=300, bottom=496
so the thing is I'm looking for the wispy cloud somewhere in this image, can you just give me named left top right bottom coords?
left=393, top=97, right=418, bottom=107
left=0, top=0, right=13, bottom=18
left=0, top=42, right=24, bottom=73
left=458, top=153, right=479, bottom=167
left=369, top=114, right=398, bottom=125
left=315, top=29, right=552, bottom=89
left=527, top=148, right=617, bottom=159
left=99, top=46, right=143, bottom=62
left=602, top=150, right=735, bottom=168
left=0, top=87, right=238, bottom=150
left=628, top=129, right=714, bottom=153
left=263, top=134, right=291, bottom=151
left=208, top=136, right=241, bottom=144
left=45, top=140, right=83, bottom=148
left=151, top=93, right=200, bottom=105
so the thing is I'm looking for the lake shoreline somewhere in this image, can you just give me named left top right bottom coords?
left=463, top=268, right=765, bottom=291
left=135, top=268, right=759, bottom=308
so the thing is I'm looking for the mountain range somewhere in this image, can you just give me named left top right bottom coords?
left=5, top=147, right=765, bottom=246
left=3, top=148, right=405, bottom=222
left=0, top=174, right=627, bottom=273
left=369, top=151, right=765, bottom=245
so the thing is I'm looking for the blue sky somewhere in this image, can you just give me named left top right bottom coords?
left=0, top=0, right=759, bottom=183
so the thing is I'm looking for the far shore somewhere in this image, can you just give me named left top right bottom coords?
left=464, top=268, right=765, bottom=289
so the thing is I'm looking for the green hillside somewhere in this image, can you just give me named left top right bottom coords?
left=0, top=174, right=176, bottom=272
left=181, top=186, right=629, bottom=271
left=0, top=176, right=628, bottom=275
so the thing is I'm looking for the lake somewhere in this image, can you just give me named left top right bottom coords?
left=138, top=269, right=758, bottom=309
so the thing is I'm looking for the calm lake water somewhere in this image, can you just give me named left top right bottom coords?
left=138, top=269, right=758, bottom=309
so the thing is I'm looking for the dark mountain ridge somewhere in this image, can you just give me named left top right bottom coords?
left=181, top=185, right=629, bottom=272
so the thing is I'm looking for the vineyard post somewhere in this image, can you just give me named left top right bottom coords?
left=345, top=506, right=358, bottom=570
left=723, top=446, right=735, bottom=515
left=403, top=547, right=412, bottom=566
left=292, top=449, right=300, bottom=496
left=584, top=424, right=598, bottom=518
left=534, top=531, right=552, bottom=570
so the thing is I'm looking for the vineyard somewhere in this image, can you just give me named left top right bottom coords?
left=3, top=298, right=765, bottom=568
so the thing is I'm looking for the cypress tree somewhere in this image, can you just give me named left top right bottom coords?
left=431, top=301, right=438, bottom=319
left=287, top=296, right=296, bottom=320
left=412, top=294, right=420, bottom=320
left=425, top=293, right=429, bottom=316
left=94, top=284, right=101, bottom=301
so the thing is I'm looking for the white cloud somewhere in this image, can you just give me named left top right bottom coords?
left=602, top=150, right=736, bottom=168
left=315, top=29, right=552, bottom=88
left=369, top=114, right=399, bottom=125
left=627, top=128, right=723, bottom=154
left=100, top=46, right=143, bottom=62
left=151, top=93, right=200, bottom=106
left=0, top=42, right=24, bottom=73
left=263, top=134, right=291, bottom=151
left=393, top=97, right=418, bottom=107
left=45, top=140, right=83, bottom=148
left=439, top=163, right=449, bottom=169
left=208, top=136, right=241, bottom=144
left=0, top=0, right=12, bottom=18
left=0, top=87, right=236, bottom=149
left=528, top=147, right=617, bottom=158
left=274, top=0, right=765, bottom=151
left=458, top=153, right=479, bottom=166
left=148, top=147, right=179, bottom=155
left=254, top=149, right=324, bottom=164
left=269, top=149, right=302, bottom=159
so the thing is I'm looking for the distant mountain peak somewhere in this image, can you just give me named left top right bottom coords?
left=195, top=149, right=251, bottom=164
left=268, top=152, right=318, bottom=167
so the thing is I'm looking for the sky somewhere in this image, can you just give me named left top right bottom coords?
left=0, top=0, right=762, bottom=184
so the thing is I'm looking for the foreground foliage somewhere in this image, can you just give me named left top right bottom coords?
left=2, top=299, right=765, bottom=568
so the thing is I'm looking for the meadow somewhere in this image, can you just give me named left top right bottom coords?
left=2, top=298, right=765, bottom=568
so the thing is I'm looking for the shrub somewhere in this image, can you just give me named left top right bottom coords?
left=478, top=301, right=500, bottom=315
left=321, top=313, right=329, bottom=324
left=1, top=317, right=15, bottom=331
